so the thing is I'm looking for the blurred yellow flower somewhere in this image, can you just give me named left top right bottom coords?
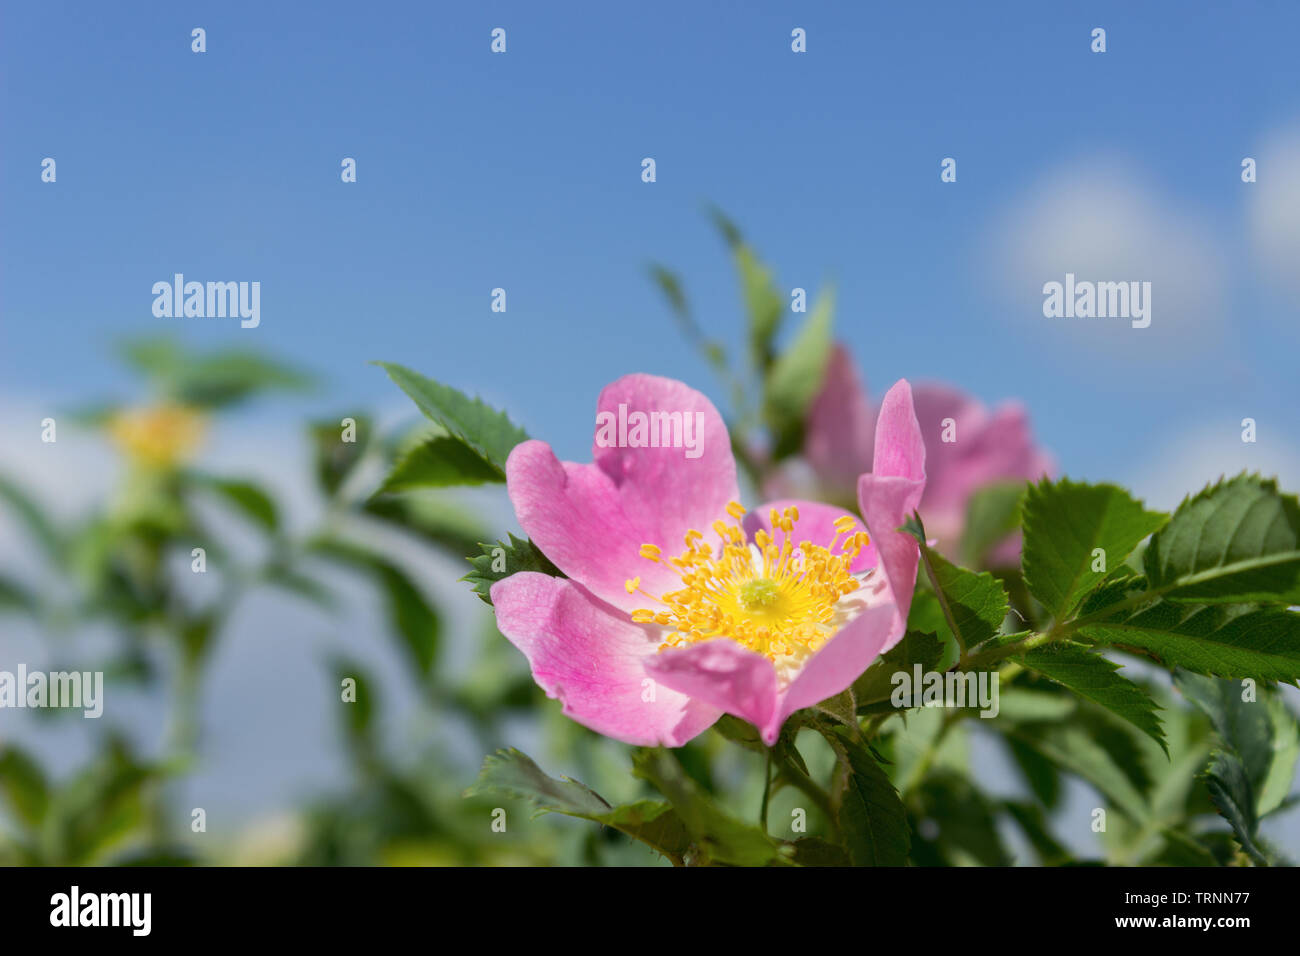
left=107, top=402, right=206, bottom=469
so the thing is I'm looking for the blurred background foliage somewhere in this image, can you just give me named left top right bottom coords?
left=1, top=216, right=1297, bottom=866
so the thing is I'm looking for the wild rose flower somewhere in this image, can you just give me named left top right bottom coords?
left=107, top=402, right=206, bottom=470
left=775, top=344, right=1052, bottom=561
left=490, top=373, right=926, bottom=747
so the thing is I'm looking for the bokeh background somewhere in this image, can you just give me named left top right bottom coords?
left=2, top=0, right=1298, bottom=863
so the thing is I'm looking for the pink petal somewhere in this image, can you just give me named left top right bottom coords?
left=505, top=374, right=739, bottom=613
left=742, top=498, right=878, bottom=574
left=491, top=572, right=720, bottom=747
left=644, top=639, right=779, bottom=740
left=872, top=379, right=927, bottom=483
left=858, top=474, right=926, bottom=653
left=912, top=387, right=1052, bottom=557
left=804, top=345, right=875, bottom=497
left=856, top=379, right=928, bottom=654
left=647, top=604, right=901, bottom=746
left=964, top=404, right=1053, bottom=487
left=774, top=603, right=900, bottom=732
left=910, top=384, right=988, bottom=517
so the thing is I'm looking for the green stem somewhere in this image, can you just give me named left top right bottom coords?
left=760, top=748, right=773, bottom=830
left=958, top=630, right=1055, bottom=672
left=771, top=746, right=833, bottom=821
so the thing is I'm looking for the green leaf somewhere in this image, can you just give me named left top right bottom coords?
left=462, top=534, right=563, bottom=605
left=648, top=264, right=729, bottom=373
left=470, top=749, right=702, bottom=863
left=707, top=208, right=784, bottom=370
left=910, top=772, right=1011, bottom=867
left=812, top=688, right=857, bottom=727
left=0, top=574, right=37, bottom=612
left=904, top=517, right=1009, bottom=654
left=52, top=737, right=154, bottom=865
left=712, top=714, right=765, bottom=751
left=179, top=612, right=219, bottom=666
left=589, top=800, right=697, bottom=864
left=0, top=746, right=50, bottom=828
left=329, top=655, right=376, bottom=745
left=1020, top=643, right=1166, bottom=752
left=310, top=539, right=441, bottom=675
left=1203, top=750, right=1268, bottom=865
left=1002, top=722, right=1149, bottom=821
left=1173, top=671, right=1272, bottom=792
left=762, top=288, right=834, bottom=456
left=308, top=415, right=372, bottom=497
left=1022, top=478, right=1167, bottom=621
left=364, top=495, right=489, bottom=559
left=0, top=474, right=62, bottom=563
left=1077, top=602, right=1300, bottom=682
left=479, top=762, right=694, bottom=865
left=827, top=727, right=911, bottom=866
left=1077, top=570, right=1147, bottom=617
left=708, top=206, right=745, bottom=248
left=738, top=246, right=785, bottom=367
left=375, top=362, right=528, bottom=475
left=1004, top=736, right=1062, bottom=808
left=904, top=591, right=962, bottom=667
left=853, top=631, right=947, bottom=712
left=260, top=564, right=336, bottom=609
left=120, top=338, right=312, bottom=408
left=466, top=748, right=614, bottom=817
left=190, top=474, right=278, bottom=532
left=1258, top=693, right=1299, bottom=818
left=648, top=264, right=690, bottom=318
left=632, top=748, right=792, bottom=866
left=995, top=687, right=1077, bottom=723
left=1151, top=828, right=1220, bottom=867
left=376, top=435, right=505, bottom=491
left=1002, top=801, right=1072, bottom=865
left=1144, top=474, right=1300, bottom=605
left=787, top=837, right=851, bottom=866
left=1175, top=671, right=1298, bottom=825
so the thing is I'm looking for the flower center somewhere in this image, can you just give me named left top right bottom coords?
left=626, top=502, right=870, bottom=671
left=739, top=577, right=781, bottom=611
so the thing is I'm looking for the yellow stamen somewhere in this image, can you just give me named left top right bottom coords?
left=628, top=506, right=869, bottom=674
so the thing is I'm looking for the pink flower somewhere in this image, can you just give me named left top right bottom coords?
left=490, top=373, right=926, bottom=747
left=778, top=344, right=1053, bottom=561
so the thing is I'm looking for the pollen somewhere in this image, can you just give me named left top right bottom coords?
left=630, top=501, right=871, bottom=675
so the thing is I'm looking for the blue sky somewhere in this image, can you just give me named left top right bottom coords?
left=4, top=0, right=1300, bottom=481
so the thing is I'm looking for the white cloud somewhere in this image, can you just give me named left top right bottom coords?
left=1248, top=124, right=1300, bottom=302
left=1123, top=425, right=1300, bottom=512
left=986, top=157, right=1227, bottom=360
